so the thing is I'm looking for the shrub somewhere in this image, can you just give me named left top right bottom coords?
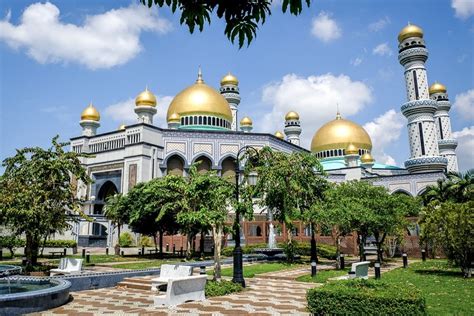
left=138, top=236, right=153, bottom=247
left=283, top=239, right=298, bottom=262
left=119, top=232, right=134, bottom=247
left=42, top=239, right=77, bottom=248
left=0, top=236, right=25, bottom=257
left=307, top=279, right=426, bottom=315
left=205, top=280, right=243, bottom=297
left=221, top=243, right=268, bottom=257
left=277, top=241, right=337, bottom=260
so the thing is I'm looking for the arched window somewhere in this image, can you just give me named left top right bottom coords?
left=195, top=156, right=212, bottom=174
left=204, top=116, right=207, bottom=125
left=198, top=116, right=203, bottom=125
left=221, top=157, right=236, bottom=183
left=94, top=181, right=118, bottom=215
left=181, top=117, right=184, bottom=125
left=167, top=155, right=184, bottom=176
left=212, top=117, right=216, bottom=126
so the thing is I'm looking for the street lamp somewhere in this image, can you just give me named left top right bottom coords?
left=232, top=146, right=259, bottom=288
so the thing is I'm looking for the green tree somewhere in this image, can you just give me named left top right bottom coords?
left=141, top=0, right=311, bottom=47
left=178, top=166, right=234, bottom=280
left=104, top=193, right=130, bottom=255
left=0, top=136, right=90, bottom=267
left=126, top=176, right=184, bottom=253
left=251, top=147, right=327, bottom=262
left=446, top=169, right=473, bottom=203
left=420, top=200, right=473, bottom=278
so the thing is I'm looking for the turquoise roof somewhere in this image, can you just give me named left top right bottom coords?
left=320, top=157, right=403, bottom=171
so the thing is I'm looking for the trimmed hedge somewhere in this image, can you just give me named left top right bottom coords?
left=0, top=238, right=77, bottom=249
left=42, top=239, right=77, bottom=248
left=307, top=279, right=426, bottom=315
left=205, top=280, right=243, bottom=297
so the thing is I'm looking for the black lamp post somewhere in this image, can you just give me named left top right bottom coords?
left=232, top=146, right=258, bottom=288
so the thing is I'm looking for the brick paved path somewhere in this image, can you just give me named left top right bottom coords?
left=34, top=260, right=407, bottom=315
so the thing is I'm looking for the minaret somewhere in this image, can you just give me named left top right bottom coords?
left=430, top=82, right=459, bottom=172
left=134, top=87, right=157, bottom=124
left=284, top=111, right=302, bottom=146
left=240, top=116, right=253, bottom=133
left=80, top=102, right=100, bottom=136
left=344, top=144, right=359, bottom=167
left=220, top=72, right=241, bottom=131
left=397, top=24, right=447, bottom=173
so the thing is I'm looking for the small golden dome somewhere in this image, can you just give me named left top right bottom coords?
left=429, top=82, right=447, bottom=95
left=135, top=87, right=157, bottom=107
left=274, top=131, right=285, bottom=139
left=345, top=143, right=359, bottom=155
left=361, top=153, right=375, bottom=163
left=118, top=124, right=126, bottom=130
left=220, top=72, right=239, bottom=86
left=285, top=111, right=299, bottom=121
left=168, top=112, right=180, bottom=122
left=240, top=116, right=252, bottom=126
left=167, top=70, right=232, bottom=122
left=398, top=23, right=423, bottom=43
left=311, top=113, right=372, bottom=153
left=80, top=103, right=100, bottom=121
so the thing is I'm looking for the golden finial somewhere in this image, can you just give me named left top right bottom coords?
left=336, top=104, right=341, bottom=120
left=196, top=66, right=203, bottom=83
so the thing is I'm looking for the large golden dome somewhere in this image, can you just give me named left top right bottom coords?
left=167, top=71, right=232, bottom=121
left=81, top=103, right=100, bottom=121
left=311, top=113, right=372, bottom=153
left=398, top=23, right=423, bottom=43
left=429, top=82, right=447, bottom=95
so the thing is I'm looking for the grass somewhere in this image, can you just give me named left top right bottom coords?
left=65, top=254, right=149, bottom=265
left=215, top=262, right=303, bottom=278
left=296, top=268, right=350, bottom=283
left=109, top=259, right=180, bottom=270
left=382, top=260, right=473, bottom=315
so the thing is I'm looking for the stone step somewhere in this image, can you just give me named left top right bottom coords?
left=121, top=277, right=154, bottom=284
left=116, top=280, right=152, bottom=291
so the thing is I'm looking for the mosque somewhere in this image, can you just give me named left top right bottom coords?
left=69, top=24, right=458, bottom=252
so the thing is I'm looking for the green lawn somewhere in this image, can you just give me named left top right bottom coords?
left=296, top=268, right=349, bottom=283
left=216, top=262, right=303, bottom=278
left=109, top=259, right=180, bottom=270
left=382, top=260, right=473, bottom=315
left=66, top=254, right=149, bottom=265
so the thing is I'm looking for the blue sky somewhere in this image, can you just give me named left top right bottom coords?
left=1, top=0, right=473, bottom=170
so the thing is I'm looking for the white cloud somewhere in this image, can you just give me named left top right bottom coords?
left=368, top=16, right=391, bottom=32
left=104, top=95, right=173, bottom=128
left=0, top=2, right=172, bottom=69
left=451, top=0, right=474, bottom=19
left=258, top=73, right=373, bottom=148
left=350, top=57, right=363, bottom=66
left=372, top=43, right=393, bottom=56
left=363, top=110, right=405, bottom=166
left=453, top=89, right=474, bottom=121
left=311, top=12, right=341, bottom=42
left=452, top=126, right=474, bottom=171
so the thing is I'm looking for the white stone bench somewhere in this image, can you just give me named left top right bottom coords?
left=331, top=261, right=371, bottom=280
left=151, top=264, right=194, bottom=291
left=153, top=275, right=207, bottom=307
left=50, top=258, right=83, bottom=276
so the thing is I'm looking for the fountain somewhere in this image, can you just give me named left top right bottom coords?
left=0, top=264, right=71, bottom=316
left=253, top=209, right=284, bottom=258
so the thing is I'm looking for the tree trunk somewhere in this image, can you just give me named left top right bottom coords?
left=159, top=230, right=164, bottom=255
left=153, top=232, right=158, bottom=251
left=200, top=230, right=205, bottom=258
left=335, top=234, right=341, bottom=270
left=358, top=233, right=366, bottom=262
left=25, top=232, right=39, bottom=267
left=186, top=234, right=193, bottom=260
left=212, top=225, right=223, bottom=281
left=115, top=224, right=121, bottom=255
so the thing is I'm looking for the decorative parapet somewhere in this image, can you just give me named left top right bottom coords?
left=401, top=99, right=437, bottom=117
left=404, top=156, right=447, bottom=173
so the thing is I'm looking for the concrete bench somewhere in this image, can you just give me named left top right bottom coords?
left=151, top=264, right=194, bottom=291
left=50, top=258, right=83, bottom=276
left=331, top=261, right=370, bottom=280
left=153, top=275, right=207, bottom=307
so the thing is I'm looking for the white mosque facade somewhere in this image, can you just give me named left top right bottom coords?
left=69, top=25, right=458, bottom=250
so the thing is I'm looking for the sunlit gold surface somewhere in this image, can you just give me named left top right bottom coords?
left=429, top=82, right=447, bottom=95
left=274, top=131, right=284, bottom=139
left=240, top=116, right=252, bottom=126
left=81, top=103, right=100, bottom=121
left=361, top=153, right=375, bottom=163
left=118, top=124, right=126, bottom=130
left=398, top=23, right=423, bottom=42
left=311, top=114, right=372, bottom=153
left=345, top=143, right=359, bottom=155
left=220, top=72, right=239, bottom=86
left=167, top=74, right=232, bottom=121
left=135, top=88, right=157, bottom=107
left=285, top=111, right=299, bottom=120
left=168, top=112, right=180, bottom=122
